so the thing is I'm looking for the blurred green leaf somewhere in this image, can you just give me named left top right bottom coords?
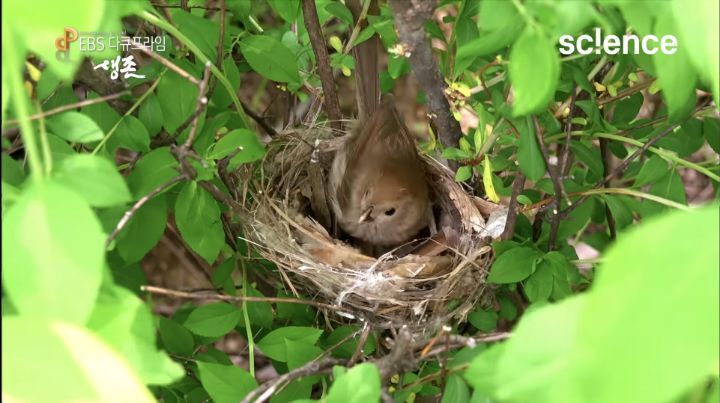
left=509, top=28, right=560, bottom=115
left=54, top=154, right=131, bottom=207
left=2, top=317, right=155, bottom=402
left=326, top=363, right=381, bottom=403
left=2, top=181, right=104, bottom=323
left=112, top=115, right=150, bottom=152
left=46, top=112, right=104, bottom=143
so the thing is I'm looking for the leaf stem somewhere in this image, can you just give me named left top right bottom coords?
left=92, top=70, right=165, bottom=155
left=241, top=260, right=255, bottom=378
left=140, top=10, right=252, bottom=130
left=4, top=23, right=44, bottom=181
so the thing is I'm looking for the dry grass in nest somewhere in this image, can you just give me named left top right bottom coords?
left=234, top=125, right=504, bottom=334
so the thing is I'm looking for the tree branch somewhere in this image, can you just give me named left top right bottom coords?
left=501, top=172, right=526, bottom=241
left=302, top=0, right=343, bottom=131
left=389, top=0, right=462, bottom=168
left=532, top=116, right=564, bottom=250
left=106, top=174, right=187, bottom=247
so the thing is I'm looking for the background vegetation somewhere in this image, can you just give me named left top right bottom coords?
left=2, top=0, right=718, bottom=402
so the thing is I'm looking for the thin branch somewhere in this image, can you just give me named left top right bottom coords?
left=183, top=61, right=212, bottom=149
left=349, top=321, right=372, bottom=365
left=302, top=0, right=343, bottom=131
left=141, top=285, right=353, bottom=312
left=216, top=0, right=226, bottom=68
left=106, top=174, right=187, bottom=247
left=599, top=138, right=617, bottom=240
left=554, top=56, right=608, bottom=118
left=501, top=172, right=526, bottom=241
left=343, top=0, right=373, bottom=55
left=559, top=88, right=577, bottom=179
left=152, top=3, right=226, bottom=10
left=559, top=120, right=684, bottom=219
left=389, top=0, right=462, bottom=167
left=532, top=116, right=563, bottom=250
left=138, top=45, right=200, bottom=85
left=241, top=357, right=346, bottom=403
left=241, top=99, right=278, bottom=136
left=596, top=78, right=655, bottom=106
left=4, top=90, right=130, bottom=127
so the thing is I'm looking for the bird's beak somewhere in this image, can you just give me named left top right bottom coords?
left=358, top=206, right=374, bottom=223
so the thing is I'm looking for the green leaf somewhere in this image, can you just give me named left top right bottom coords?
left=257, top=326, right=323, bottom=362
left=172, top=9, right=220, bottom=61
left=239, top=284, right=274, bottom=328
left=633, top=155, right=669, bottom=187
left=653, top=12, right=698, bottom=121
left=509, top=28, right=560, bottom=115
left=645, top=168, right=687, bottom=217
left=326, top=363, right=381, bottom=403
left=2, top=153, right=25, bottom=187
left=159, top=317, right=195, bottom=356
left=54, top=154, right=131, bottom=207
left=174, top=181, right=225, bottom=264
left=487, top=246, right=541, bottom=284
left=240, top=35, right=300, bottom=84
left=268, top=0, right=300, bottom=23
left=285, top=339, right=323, bottom=371
left=197, top=362, right=257, bottom=403
left=211, top=58, right=241, bottom=109
left=468, top=309, right=498, bottom=332
left=703, top=118, right=720, bottom=154
left=183, top=302, right=242, bottom=338
left=157, top=70, right=200, bottom=134
left=82, top=92, right=122, bottom=134
left=455, top=165, right=473, bottom=182
left=468, top=206, right=720, bottom=403
left=2, top=317, right=155, bottom=402
left=208, top=128, right=266, bottom=161
left=464, top=343, right=506, bottom=396
left=2, top=181, right=104, bottom=323
left=442, top=374, right=470, bottom=403
left=87, top=285, right=184, bottom=385
left=517, top=120, right=546, bottom=182
left=4, top=0, right=105, bottom=80
left=323, top=325, right=377, bottom=359
left=603, top=195, right=634, bottom=229
left=112, top=116, right=151, bottom=152
left=523, top=260, right=553, bottom=303
left=138, top=93, right=164, bottom=137
left=116, top=194, right=168, bottom=263
left=324, top=2, right=353, bottom=25
left=126, top=147, right=179, bottom=199
left=46, top=112, right=104, bottom=143
left=671, top=0, right=719, bottom=106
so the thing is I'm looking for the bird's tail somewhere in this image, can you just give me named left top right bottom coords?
left=347, top=0, right=380, bottom=121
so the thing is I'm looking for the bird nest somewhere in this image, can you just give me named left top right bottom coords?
left=233, top=126, right=505, bottom=333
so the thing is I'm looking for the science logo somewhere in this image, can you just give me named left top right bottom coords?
left=558, top=28, right=678, bottom=56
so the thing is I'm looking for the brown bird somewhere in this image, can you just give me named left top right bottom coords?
left=329, top=100, right=430, bottom=247
left=328, top=0, right=430, bottom=249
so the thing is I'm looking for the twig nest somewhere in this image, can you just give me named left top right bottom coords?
left=237, top=128, right=503, bottom=333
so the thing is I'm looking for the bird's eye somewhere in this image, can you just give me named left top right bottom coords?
left=385, top=208, right=396, bottom=216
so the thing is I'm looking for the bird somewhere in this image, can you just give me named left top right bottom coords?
left=328, top=99, right=430, bottom=248
left=327, top=0, right=430, bottom=250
